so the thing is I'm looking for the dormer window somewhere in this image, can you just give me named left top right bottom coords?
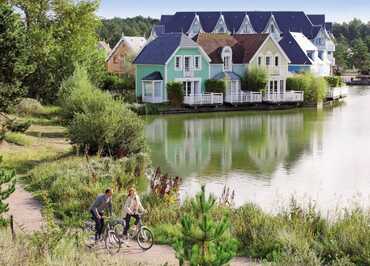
left=270, top=24, right=275, bottom=33
left=213, top=15, right=229, bottom=34
left=187, top=15, right=203, bottom=38
left=222, top=46, right=232, bottom=72
left=237, top=14, right=255, bottom=34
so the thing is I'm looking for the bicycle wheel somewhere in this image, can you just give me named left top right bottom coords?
left=137, top=226, right=153, bottom=250
left=105, top=229, right=121, bottom=254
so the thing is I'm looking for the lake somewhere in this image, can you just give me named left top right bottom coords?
left=145, top=86, right=370, bottom=212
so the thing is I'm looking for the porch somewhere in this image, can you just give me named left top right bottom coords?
left=263, top=91, right=304, bottom=103
left=225, top=91, right=263, bottom=104
left=183, top=93, right=224, bottom=105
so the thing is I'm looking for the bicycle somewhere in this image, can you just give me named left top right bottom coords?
left=83, top=216, right=122, bottom=254
left=113, top=213, right=154, bottom=250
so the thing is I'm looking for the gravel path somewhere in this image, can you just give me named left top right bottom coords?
left=6, top=184, right=44, bottom=233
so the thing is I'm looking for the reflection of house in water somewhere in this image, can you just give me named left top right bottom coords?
left=145, top=111, right=310, bottom=179
left=247, top=114, right=304, bottom=175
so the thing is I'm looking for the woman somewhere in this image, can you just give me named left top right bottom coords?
left=122, top=187, right=145, bottom=238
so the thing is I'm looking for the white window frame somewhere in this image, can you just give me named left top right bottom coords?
left=194, top=55, right=202, bottom=70
left=258, top=56, right=262, bottom=66
left=266, top=56, right=271, bottom=66
left=274, top=55, right=279, bottom=67
left=184, top=56, right=192, bottom=72
left=142, top=80, right=163, bottom=98
left=175, top=56, right=182, bottom=71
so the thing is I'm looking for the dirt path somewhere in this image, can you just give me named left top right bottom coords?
left=6, top=183, right=44, bottom=233
left=93, top=240, right=260, bottom=266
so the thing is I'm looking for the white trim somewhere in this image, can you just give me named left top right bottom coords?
left=237, top=14, right=256, bottom=34
left=263, top=14, right=282, bottom=35
left=213, top=14, right=230, bottom=34
left=164, top=46, right=211, bottom=66
left=187, top=14, right=204, bottom=37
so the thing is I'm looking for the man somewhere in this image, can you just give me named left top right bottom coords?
left=89, top=188, right=113, bottom=241
left=122, top=187, right=145, bottom=239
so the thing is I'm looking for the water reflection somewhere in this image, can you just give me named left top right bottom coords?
left=145, top=110, right=324, bottom=180
left=145, top=87, right=370, bottom=211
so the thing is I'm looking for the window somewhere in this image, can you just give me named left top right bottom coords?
left=270, top=24, right=275, bottom=33
left=269, top=81, right=273, bottom=92
left=275, top=56, right=279, bottom=66
left=143, top=81, right=153, bottom=97
left=222, top=46, right=232, bottom=72
left=154, top=81, right=162, bottom=97
left=113, top=56, right=119, bottom=64
left=175, top=56, right=182, bottom=70
left=274, top=80, right=278, bottom=93
left=194, top=56, right=201, bottom=70
left=258, top=56, right=262, bottom=66
left=184, top=56, right=192, bottom=72
left=266, top=56, right=271, bottom=66
left=280, top=80, right=284, bottom=92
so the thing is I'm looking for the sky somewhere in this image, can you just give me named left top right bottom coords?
left=97, top=0, right=370, bottom=22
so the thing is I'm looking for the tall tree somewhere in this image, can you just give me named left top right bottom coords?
left=351, top=38, right=370, bottom=72
left=0, top=2, right=33, bottom=111
left=174, top=185, right=237, bottom=266
left=0, top=156, right=16, bottom=225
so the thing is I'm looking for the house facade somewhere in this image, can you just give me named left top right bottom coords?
left=150, top=11, right=335, bottom=75
left=106, top=35, right=147, bottom=75
left=134, top=32, right=303, bottom=105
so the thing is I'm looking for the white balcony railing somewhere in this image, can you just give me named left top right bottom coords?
left=327, top=87, right=348, bottom=99
left=184, top=70, right=194, bottom=78
left=263, top=91, right=304, bottom=103
left=142, top=95, right=165, bottom=103
left=225, top=91, right=262, bottom=103
left=184, top=93, right=223, bottom=105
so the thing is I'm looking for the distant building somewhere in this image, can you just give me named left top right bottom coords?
left=106, top=35, right=147, bottom=75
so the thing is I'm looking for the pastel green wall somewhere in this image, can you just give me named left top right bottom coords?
left=135, top=65, right=165, bottom=97
left=166, top=48, right=210, bottom=93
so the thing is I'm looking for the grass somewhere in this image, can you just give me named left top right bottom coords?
left=4, top=132, right=33, bottom=146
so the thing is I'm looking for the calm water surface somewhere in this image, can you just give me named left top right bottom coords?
left=145, top=86, right=370, bottom=212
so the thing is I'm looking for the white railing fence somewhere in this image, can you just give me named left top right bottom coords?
left=263, top=91, right=304, bottom=102
left=327, top=87, right=348, bottom=99
left=225, top=91, right=262, bottom=103
left=184, top=93, right=223, bottom=105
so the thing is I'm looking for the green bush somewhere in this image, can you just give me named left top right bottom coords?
left=5, top=119, right=31, bottom=133
left=101, top=73, right=136, bottom=103
left=242, top=67, right=268, bottom=92
left=0, top=83, right=26, bottom=112
left=287, top=73, right=328, bottom=103
left=14, top=98, right=44, bottom=116
left=325, top=76, right=343, bottom=88
left=205, top=79, right=226, bottom=93
left=4, top=132, right=32, bottom=146
left=167, top=82, right=183, bottom=107
left=59, top=66, right=146, bottom=156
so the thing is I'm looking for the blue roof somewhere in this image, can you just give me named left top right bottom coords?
left=279, top=32, right=312, bottom=65
left=212, top=71, right=241, bottom=81
left=142, top=71, right=163, bottom=80
left=158, top=11, right=330, bottom=40
left=133, top=33, right=198, bottom=65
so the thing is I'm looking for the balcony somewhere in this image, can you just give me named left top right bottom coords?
left=263, top=91, right=304, bottom=103
left=183, top=93, right=223, bottom=105
left=225, top=91, right=262, bottom=104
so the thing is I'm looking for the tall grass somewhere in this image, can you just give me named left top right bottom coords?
left=4, top=132, right=33, bottom=146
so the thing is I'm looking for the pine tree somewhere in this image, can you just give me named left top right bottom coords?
left=174, top=185, right=237, bottom=266
left=0, top=156, right=16, bottom=224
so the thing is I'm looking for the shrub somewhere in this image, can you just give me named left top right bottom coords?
left=287, top=73, right=328, bottom=103
left=205, top=79, right=226, bottom=93
left=14, top=98, right=44, bottom=116
left=167, top=82, right=184, bottom=107
left=59, top=66, right=146, bottom=157
left=101, top=73, right=136, bottom=103
left=325, top=76, right=343, bottom=88
left=242, top=67, right=268, bottom=92
left=0, top=83, right=26, bottom=112
left=5, top=119, right=31, bottom=133
left=4, top=132, right=32, bottom=146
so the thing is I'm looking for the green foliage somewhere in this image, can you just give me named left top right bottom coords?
left=0, top=156, right=16, bottom=224
left=14, top=98, right=44, bottom=116
left=205, top=79, right=226, bottom=93
left=9, top=0, right=105, bottom=103
left=167, top=82, right=184, bottom=107
left=4, top=119, right=31, bottom=133
left=101, top=73, right=136, bottom=103
left=59, top=66, right=146, bottom=157
left=325, top=76, right=343, bottom=88
left=242, top=67, right=268, bottom=92
left=27, top=156, right=149, bottom=223
left=174, top=185, right=237, bottom=266
left=0, top=3, right=32, bottom=112
left=351, top=38, right=370, bottom=73
left=98, top=16, right=159, bottom=47
left=286, top=73, right=328, bottom=103
left=4, top=132, right=32, bottom=146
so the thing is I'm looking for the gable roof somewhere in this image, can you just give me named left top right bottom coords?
left=158, top=11, right=329, bottom=40
left=195, top=33, right=269, bottom=64
left=279, top=32, right=312, bottom=65
left=133, top=33, right=198, bottom=65
left=107, top=36, right=147, bottom=62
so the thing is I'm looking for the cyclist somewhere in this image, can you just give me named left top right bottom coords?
left=89, top=188, right=113, bottom=241
left=122, top=187, right=145, bottom=239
